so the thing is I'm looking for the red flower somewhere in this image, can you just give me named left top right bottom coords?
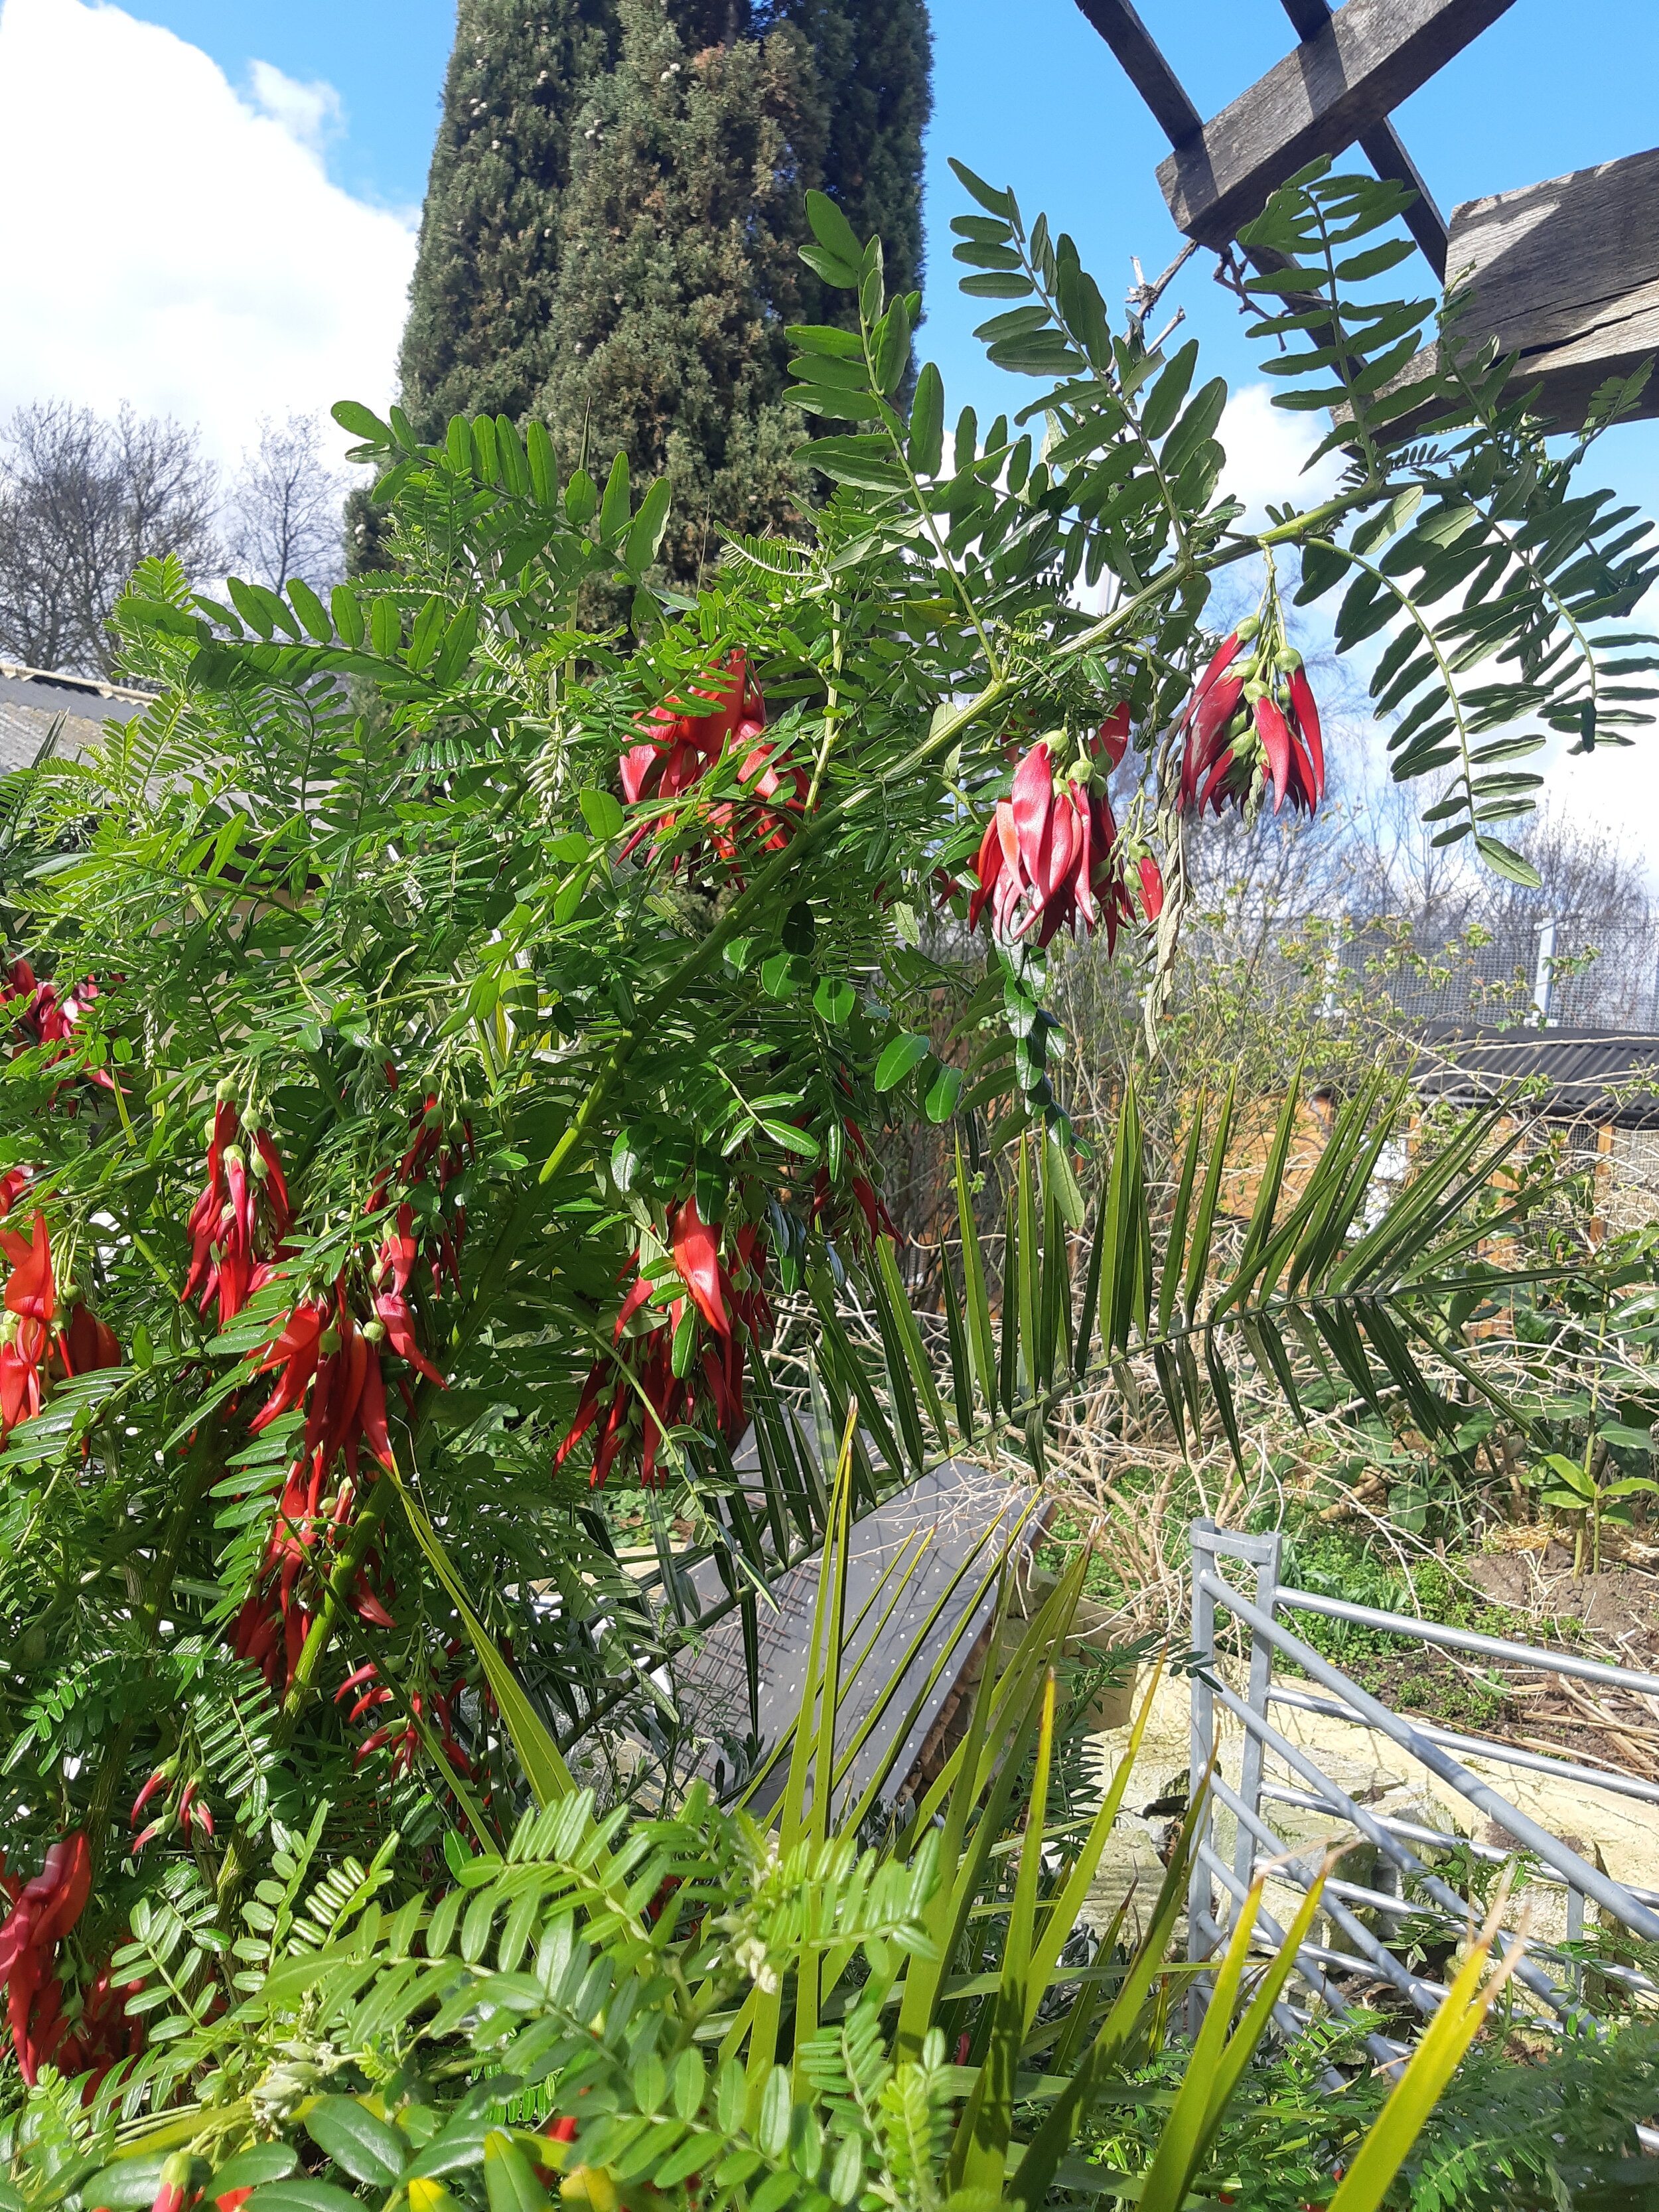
left=370, top=1205, right=447, bottom=1387
left=671, top=1196, right=728, bottom=1336
left=337, top=1660, right=473, bottom=1781
left=1177, top=628, right=1325, bottom=818
left=812, top=1118, right=899, bottom=1254
left=183, top=1102, right=293, bottom=1329
left=233, top=1280, right=407, bottom=1695
left=0, top=962, right=114, bottom=1090
left=0, top=1832, right=92, bottom=2085
left=0, top=1214, right=123, bottom=1434
left=2, top=1211, right=54, bottom=1327
left=368, top=1098, right=471, bottom=1293
left=1093, top=701, right=1131, bottom=767
left=54, top=1303, right=122, bottom=1380
left=966, top=739, right=1143, bottom=952
left=0, top=1168, right=28, bottom=1220
left=618, top=650, right=806, bottom=873
left=0, top=1212, right=56, bottom=1442
left=555, top=1213, right=772, bottom=1487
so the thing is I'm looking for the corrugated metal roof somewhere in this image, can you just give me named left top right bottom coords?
left=0, top=664, right=155, bottom=774
left=0, top=664, right=151, bottom=725
left=1413, top=1022, right=1659, bottom=1128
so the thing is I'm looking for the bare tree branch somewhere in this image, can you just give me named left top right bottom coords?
left=0, top=402, right=220, bottom=675
left=224, top=413, right=347, bottom=593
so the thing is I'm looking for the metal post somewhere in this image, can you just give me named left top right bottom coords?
left=1187, top=1520, right=1219, bottom=2027
left=1232, top=1530, right=1283, bottom=1915
left=1189, top=1521, right=1285, bottom=2022
left=1533, top=917, right=1557, bottom=1021
left=1566, top=1884, right=1585, bottom=1998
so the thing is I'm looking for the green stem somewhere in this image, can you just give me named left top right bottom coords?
left=214, top=1475, right=394, bottom=1911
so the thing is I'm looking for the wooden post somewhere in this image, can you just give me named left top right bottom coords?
left=1156, top=0, right=1517, bottom=249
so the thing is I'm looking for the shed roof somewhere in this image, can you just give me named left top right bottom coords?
left=0, top=662, right=155, bottom=776
left=1413, top=1022, right=1659, bottom=1128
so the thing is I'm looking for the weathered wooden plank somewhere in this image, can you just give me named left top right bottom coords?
left=1367, top=149, right=1659, bottom=431
left=1157, top=0, right=1517, bottom=249
left=1275, top=0, right=1450, bottom=275
left=1071, top=0, right=1202, bottom=149
left=672, top=1454, right=1048, bottom=1818
left=1444, top=149, right=1659, bottom=425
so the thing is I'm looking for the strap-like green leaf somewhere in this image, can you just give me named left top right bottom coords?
left=940, top=1248, right=975, bottom=1440
left=999, top=1182, right=1021, bottom=1414
left=950, top=1672, right=1055, bottom=2193
left=956, top=1134, right=998, bottom=1417
left=875, top=1236, right=951, bottom=1452
left=1183, top=1072, right=1236, bottom=1321
left=1158, top=1109, right=1205, bottom=1335
left=384, top=1459, right=579, bottom=1812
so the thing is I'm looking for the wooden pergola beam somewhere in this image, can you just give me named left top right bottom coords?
left=1378, top=148, right=1659, bottom=431
left=1071, top=0, right=1202, bottom=148
left=1275, top=0, right=1450, bottom=275
left=1155, top=0, right=1516, bottom=251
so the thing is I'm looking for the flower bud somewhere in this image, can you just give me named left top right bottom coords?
left=222, top=1144, right=246, bottom=1171
left=1234, top=614, right=1261, bottom=642
left=215, top=1078, right=236, bottom=1103
left=362, top=1318, right=387, bottom=1344
left=319, top=1327, right=340, bottom=1355
left=151, top=2150, right=194, bottom=2212
left=250, top=1149, right=270, bottom=1183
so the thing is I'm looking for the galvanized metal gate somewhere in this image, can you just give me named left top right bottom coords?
left=1187, top=1519, right=1659, bottom=2058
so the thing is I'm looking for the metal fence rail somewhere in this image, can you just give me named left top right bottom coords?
left=1187, top=1520, right=1659, bottom=2053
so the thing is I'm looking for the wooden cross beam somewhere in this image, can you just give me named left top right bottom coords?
left=1074, top=0, right=1505, bottom=277
left=1072, top=0, right=1450, bottom=324
left=1443, top=148, right=1659, bottom=425
left=1273, top=0, right=1449, bottom=275
left=1155, top=0, right=1515, bottom=251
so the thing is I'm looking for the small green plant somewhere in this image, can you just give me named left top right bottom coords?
left=1535, top=1432, right=1659, bottom=1576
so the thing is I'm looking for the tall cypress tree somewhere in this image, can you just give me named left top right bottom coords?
left=396, top=0, right=930, bottom=580
left=399, top=0, right=621, bottom=435
left=790, top=0, right=929, bottom=304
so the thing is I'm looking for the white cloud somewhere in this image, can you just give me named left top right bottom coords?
left=1216, top=382, right=1344, bottom=525
left=0, top=0, right=416, bottom=469
left=246, top=57, right=344, bottom=163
